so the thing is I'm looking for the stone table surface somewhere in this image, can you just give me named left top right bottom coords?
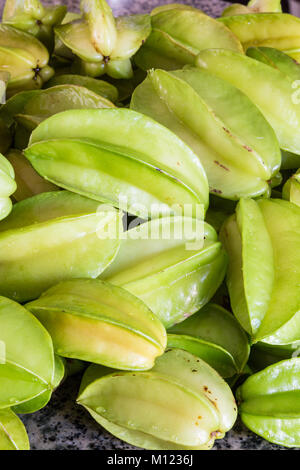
left=1, top=0, right=297, bottom=451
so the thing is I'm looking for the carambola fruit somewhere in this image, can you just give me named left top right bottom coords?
left=196, top=48, right=300, bottom=155
left=10, top=84, right=115, bottom=144
left=236, top=358, right=300, bottom=448
left=131, top=67, right=280, bottom=199
left=102, top=216, right=227, bottom=328
left=0, top=24, right=54, bottom=96
left=0, top=295, right=55, bottom=409
left=0, top=408, right=30, bottom=450
left=222, top=0, right=282, bottom=16
left=220, top=198, right=300, bottom=345
left=77, top=348, right=238, bottom=450
left=27, top=279, right=167, bottom=371
left=0, top=153, right=16, bottom=221
left=2, top=0, right=67, bottom=50
left=0, top=190, right=121, bottom=302
left=134, top=7, right=243, bottom=71
left=6, top=148, right=58, bottom=201
left=219, top=12, right=300, bottom=60
left=24, top=108, right=209, bottom=219
left=44, top=74, right=119, bottom=102
left=283, top=169, right=300, bottom=207
left=168, top=303, right=250, bottom=378
left=55, top=0, right=151, bottom=79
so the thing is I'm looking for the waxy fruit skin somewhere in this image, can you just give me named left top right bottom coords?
left=131, top=67, right=280, bottom=199
left=134, top=7, right=243, bottom=71
left=2, top=0, right=67, bottom=50
left=236, top=358, right=300, bottom=448
left=219, top=12, right=300, bottom=60
left=25, top=108, right=209, bottom=219
left=6, top=149, right=58, bottom=201
left=102, top=217, right=227, bottom=328
left=196, top=48, right=300, bottom=155
left=77, top=348, right=237, bottom=450
left=27, top=279, right=167, bottom=371
left=0, top=24, right=54, bottom=96
left=222, top=0, right=282, bottom=16
left=0, top=190, right=121, bottom=302
left=55, top=0, right=151, bottom=79
left=44, top=74, right=119, bottom=102
left=0, top=408, right=30, bottom=450
left=283, top=169, right=300, bottom=207
left=0, top=296, right=55, bottom=410
left=220, top=198, right=300, bottom=345
left=168, top=303, right=250, bottom=377
left=0, top=152, right=16, bottom=220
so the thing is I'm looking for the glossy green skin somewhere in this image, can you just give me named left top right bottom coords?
left=0, top=24, right=54, bottom=96
left=221, top=198, right=300, bottom=344
left=167, top=335, right=238, bottom=378
left=237, top=358, right=300, bottom=447
left=12, top=354, right=65, bottom=414
left=44, top=74, right=119, bottom=102
left=169, top=303, right=250, bottom=376
left=77, top=349, right=237, bottom=450
left=55, top=14, right=151, bottom=78
left=0, top=409, right=30, bottom=450
left=27, top=279, right=167, bottom=370
left=6, top=149, right=58, bottom=201
left=3, top=0, right=67, bottom=50
left=0, top=89, right=41, bottom=127
left=247, top=46, right=300, bottom=78
left=24, top=108, right=208, bottom=219
left=81, top=0, right=117, bottom=57
left=151, top=3, right=202, bottom=15
left=102, top=217, right=227, bottom=328
left=196, top=48, right=300, bottom=155
left=0, top=153, right=16, bottom=221
left=283, top=169, right=300, bottom=207
left=12, top=84, right=114, bottom=139
left=222, top=0, right=282, bottom=16
left=0, top=296, right=55, bottom=409
left=246, top=47, right=300, bottom=167
left=134, top=9, right=242, bottom=71
left=131, top=67, right=280, bottom=200
left=0, top=191, right=121, bottom=302
left=219, top=13, right=300, bottom=57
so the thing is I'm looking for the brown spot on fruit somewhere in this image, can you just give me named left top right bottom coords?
left=214, top=160, right=230, bottom=172
left=211, top=188, right=222, bottom=194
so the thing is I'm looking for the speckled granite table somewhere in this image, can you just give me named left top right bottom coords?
left=1, top=0, right=296, bottom=450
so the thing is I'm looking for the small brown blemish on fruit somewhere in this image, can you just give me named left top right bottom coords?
left=243, top=145, right=253, bottom=152
left=223, top=127, right=232, bottom=136
left=214, top=160, right=230, bottom=172
left=211, top=188, right=222, bottom=194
